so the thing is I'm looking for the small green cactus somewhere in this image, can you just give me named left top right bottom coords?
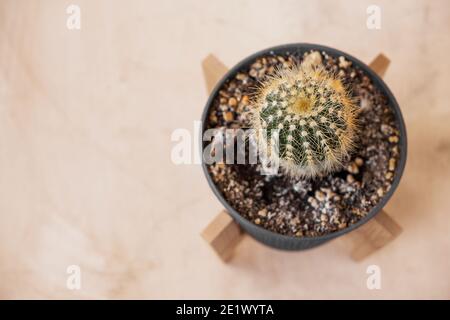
left=250, top=57, right=358, bottom=178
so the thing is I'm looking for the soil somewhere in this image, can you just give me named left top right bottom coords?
left=205, top=50, right=401, bottom=237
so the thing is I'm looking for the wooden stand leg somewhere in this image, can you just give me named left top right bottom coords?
left=201, top=210, right=244, bottom=262
left=348, top=210, right=402, bottom=261
left=202, top=54, right=229, bottom=94
left=368, top=53, right=390, bottom=78
left=200, top=52, right=402, bottom=262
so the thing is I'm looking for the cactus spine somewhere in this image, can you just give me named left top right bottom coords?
left=251, top=56, right=358, bottom=178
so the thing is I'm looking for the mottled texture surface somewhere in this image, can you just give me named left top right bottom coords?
left=0, top=0, right=449, bottom=299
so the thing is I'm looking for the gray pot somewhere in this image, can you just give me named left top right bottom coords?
left=201, top=43, right=407, bottom=250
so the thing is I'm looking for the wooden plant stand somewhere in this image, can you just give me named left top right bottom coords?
left=201, top=52, right=402, bottom=262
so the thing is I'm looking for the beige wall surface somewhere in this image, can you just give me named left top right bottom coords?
left=0, top=0, right=449, bottom=299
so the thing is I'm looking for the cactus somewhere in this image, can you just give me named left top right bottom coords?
left=250, top=57, right=358, bottom=178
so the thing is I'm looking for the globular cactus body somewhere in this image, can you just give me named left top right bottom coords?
left=251, top=58, right=357, bottom=178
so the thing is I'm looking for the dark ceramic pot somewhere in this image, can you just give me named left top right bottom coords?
left=201, top=43, right=407, bottom=250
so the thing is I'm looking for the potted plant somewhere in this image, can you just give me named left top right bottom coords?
left=201, top=43, right=407, bottom=250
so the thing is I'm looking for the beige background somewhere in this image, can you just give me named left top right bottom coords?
left=0, top=0, right=449, bottom=299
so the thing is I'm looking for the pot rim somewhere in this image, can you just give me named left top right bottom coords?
left=200, top=43, right=407, bottom=243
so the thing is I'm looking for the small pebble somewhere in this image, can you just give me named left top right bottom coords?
left=219, top=90, right=229, bottom=98
left=347, top=162, right=359, bottom=174
left=228, top=97, right=237, bottom=108
left=308, top=197, right=319, bottom=209
left=315, top=190, right=326, bottom=202
left=360, top=97, right=371, bottom=111
left=338, top=222, right=347, bottom=229
left=389, top=135, right=399, bottom=143
left=223, top=111, right=234, bottom=122
left=338, top=56, right=351, bottom=69
left=389, top=158, right=396, bottom=171
left=347, top=174, right=355, bottom=184
left=257, top=68, right=267, bottom=78
left=385, top=172, right=393, bottom=180
left=236, top=73, right=247, bottom=81
left=392, top=145, right=399, bottom=156
left=209, top=112, right=218, bottom=124
left=355, top=157, right=364, bottom=167
left=381, top=124, right=393, bottom=135
left=377, top=187, right=384, bottom=197
left=258, top=208, right=267, bottom=217
left=251, top=62, right=262, bottom=69
left=321, top=188, right=334, bottom=199
left=303, top=51, right=322, bottom=68
left=254, top=218, right=261, bottom=225
left=241, top=95, right=250, bottom=105
left=219, top=104, right=228, bottom=111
